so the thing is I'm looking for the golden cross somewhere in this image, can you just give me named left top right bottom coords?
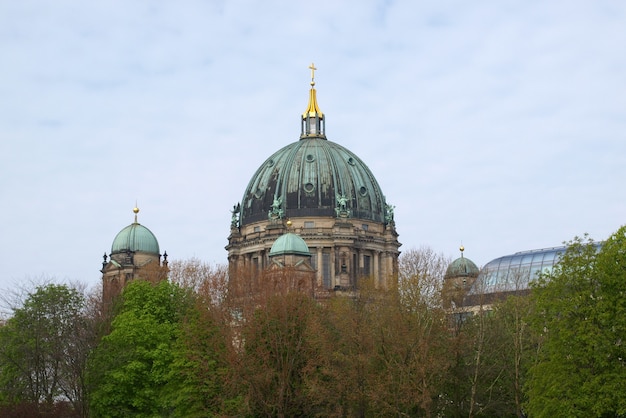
left=309, top=63, right=317, bottom=85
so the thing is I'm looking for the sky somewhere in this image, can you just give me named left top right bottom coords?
left=1, top=0, right=625, bottom=293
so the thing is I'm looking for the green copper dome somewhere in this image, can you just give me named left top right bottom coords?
left=111, top=209, right=160, bottom=255
left=240, top=138, right=387, bottom=225
left=239, top=69, right=389, bottom=227
left=444, top=255, right=479, bottom=280
left=269, top=233, right=311, bottom=257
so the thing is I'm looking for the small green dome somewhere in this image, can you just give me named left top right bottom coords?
left=111, top=222, right=160, bottom=255
left=445, top=256, right=479, bottom=280
left=269, top=233, right=311, bottom=257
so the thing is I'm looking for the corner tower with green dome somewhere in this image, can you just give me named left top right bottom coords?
left=227, top=65, right=401, bottom=295
left=101, top=207, right=168, bottom=304
left=442, top=246, right=480, bottom=309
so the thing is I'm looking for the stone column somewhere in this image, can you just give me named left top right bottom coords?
left=330, top=246, right=336, bottom=287
left=317, top=246, right=323, bottom=287
left=373, top=251, right=380, bottom=288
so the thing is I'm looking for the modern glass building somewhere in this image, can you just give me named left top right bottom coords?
left=463, top=243, right=601, bottom=308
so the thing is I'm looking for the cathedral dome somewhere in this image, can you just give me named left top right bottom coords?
left=269, top=233, right=311, bottom=257
left=111, top=208, right=160, bottom=255
left=240, top=138, right=387, bottom=226
left=228, top=65, right=400, bottom=295
left=237, top=64, right=391, bottom=227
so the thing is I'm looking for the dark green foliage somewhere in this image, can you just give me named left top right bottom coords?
left=164, top=293, right=241, bottom=417
left=443, top=310, right=522, bottom=418
left=0, top=400, right=80, bottom=418
left=493, top=295, right=534, bottom=416
left=526, top=229, right=626, bottom=417
left=0, top=284, right=88, bottom=416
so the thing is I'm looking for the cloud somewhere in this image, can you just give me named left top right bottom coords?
left=1, top=0, right=625, bottom=289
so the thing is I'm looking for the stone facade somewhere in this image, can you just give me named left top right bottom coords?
left=227, top=217, right=399, bottom=297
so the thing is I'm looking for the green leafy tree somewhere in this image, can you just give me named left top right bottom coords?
left=493, top=294, right=534, bottom=417
left=164, top=284, right=242, bottom=417
left=441, top=290, right=533, bottom=417
left=443, top=309, right=516, bottom=418
left=0, top=283, right=90, bottom=417
left=87, top=280, right=192, bottom=417
left=526, top=228, right=626, bottom=417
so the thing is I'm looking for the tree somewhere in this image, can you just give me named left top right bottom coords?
left=398, top=246, right=450, bottom=309
left=167, top=259, right=229, bottom=305
left=321, top=280, right=380, bottom=417
left=165, top=279, right=242, bottom=417
left=525, top=228, right=626, bottom=417
left=492, top=294, right=534, bottom=417
left=87, top=280, right=193, bottom=417
left=0, top=283, right=92, bottom=417
left=237, top=292, right=329, bottom=417
left=439, top=266, right=534, bottom=418
left=368, top=284, right=451, bottom=417
left=442, top=307, right=510, bottom=417
left=308, top=252, right=453, bottom=417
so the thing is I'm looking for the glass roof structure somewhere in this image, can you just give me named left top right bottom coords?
left=467, top=243, right=603, bottom=297
left=469, top=246, right=564, bottom=296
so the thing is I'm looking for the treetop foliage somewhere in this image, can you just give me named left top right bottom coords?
left=2, top=233, right=626, bottom=418
left=526, top=227, right=626, bottom=417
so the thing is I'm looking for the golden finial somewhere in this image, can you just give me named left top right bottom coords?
left=303, top=63, right=323, bottom=120
left=460, top=245, right=465, bottom=258
left=133, top=206, right=139, bottom=223
left=286, top=219, right=293, bottom=228
left=309, top=63, right=317, bottom=86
